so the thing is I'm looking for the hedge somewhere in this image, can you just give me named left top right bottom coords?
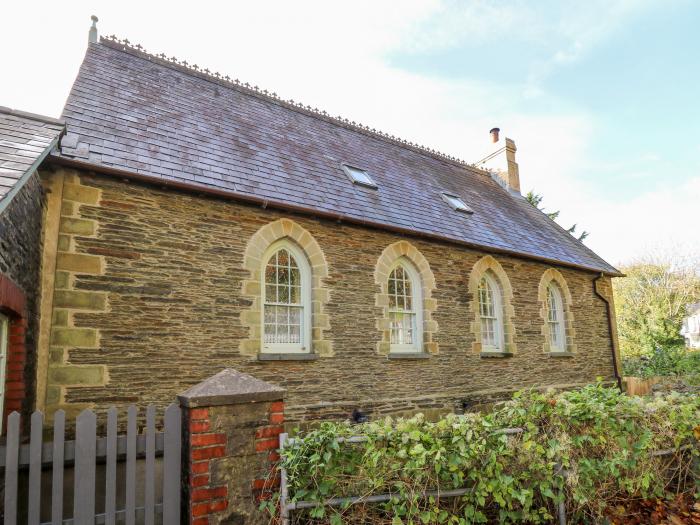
left=263, top=382, right=700, bottom=524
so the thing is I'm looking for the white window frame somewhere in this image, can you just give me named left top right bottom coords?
left=441, top=192, right=474, bottom=213
left=547, top=283, right=567, bottom=352
left=388, top=259, right=423, bottom=353
left=0, top=314, right=8, bottom=434
left=478, top=272, right=505, bottom=352
left=341, top=164, right=377, bottom=189
left=261, top=240, right=312, bottom=354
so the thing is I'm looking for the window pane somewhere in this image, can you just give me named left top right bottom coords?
left=481, top=318, right=495, bottom=347
left=403, top=277, right=412, bottom=309
left=479, top=275, right=502, bottom=349
left=396, top=278, right=405, bottom=298
left=289, top=307, right=301, bottom=344
left=277, top=249, right=289, bottom=266
left=390, top=311, right=415, bottom=345
left=263, top=247, right=306, bottom=347
left=353, top=171, right=371, bottom=184
left=278, top=266, right=289, bottom=286
left=265, top=305, right=303, bottom=345
left=290, top=266, right=300, bottom=286
left=550, top=323, right=561, bottom=348
left=479, top=278, right=494, bottom=318
left=547, top=287, right=558, bottom=322
left=547, top=284, right=565, bottom=350
left=265, top=264, right=276, bottom=285
left=388, top=263, right=419, bottom=348
left=345, top=165, right=376, bottom=186
left=264, top=306, right=276, bottom=343
left=447, top=195, right=464, bottom=209
left=278, top=284, right=289, bottom=304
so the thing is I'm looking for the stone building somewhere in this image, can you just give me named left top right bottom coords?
left=0, top=33, right=622, bottom=428
left=0, top=107, right=64, bottom=429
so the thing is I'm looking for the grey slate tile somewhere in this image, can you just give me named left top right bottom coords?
left=55, top=40, right=618, bottom=274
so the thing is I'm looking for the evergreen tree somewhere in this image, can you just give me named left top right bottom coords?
left=525, top=190, right=589, bottom=241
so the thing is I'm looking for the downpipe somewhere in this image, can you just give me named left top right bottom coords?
left=593, top=273, right=623, bottom=392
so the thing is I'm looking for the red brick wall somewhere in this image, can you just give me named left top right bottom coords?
left=186, top=407, right=229, bottom=524
left=0, top=275, right=27, bottom=432
left=183, top=398, right=284, bottom=524
left=0, top=174, right=44, bottom=423
left=252, top=400, right=284, bottom=504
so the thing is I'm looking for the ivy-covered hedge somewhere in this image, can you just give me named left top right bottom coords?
left=265, top=383, right=700, bottom=524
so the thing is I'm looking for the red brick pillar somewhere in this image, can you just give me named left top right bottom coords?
left=251, top=399, right=285, bottom=501
left=178, top=369, right=285, bottom=525
left=0, top=275, right=28, bottom=431
left=4, top=316, right=28, bottom=421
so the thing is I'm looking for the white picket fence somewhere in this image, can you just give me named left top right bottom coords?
left=1, top=405, right=181, bottom=525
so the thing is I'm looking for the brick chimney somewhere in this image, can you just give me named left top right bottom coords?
left=475, top=128, right=521, bottom=194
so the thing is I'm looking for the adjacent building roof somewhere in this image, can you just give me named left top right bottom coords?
left=56, top=37, right=619, bottom=275
left=0, top=107, right=64, bottom=209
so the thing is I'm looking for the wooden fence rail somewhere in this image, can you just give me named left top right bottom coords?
left=1, top=404, right=181, bottom=525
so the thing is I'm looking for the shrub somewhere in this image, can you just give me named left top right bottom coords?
left=623, top=344, right=700, bottom=379
left=613, top=258, right=700, bottom=358
left=265, top=383, right=700, bottom=524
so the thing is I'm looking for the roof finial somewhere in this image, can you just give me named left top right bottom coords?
left=88, top=15, right=99, bottom=44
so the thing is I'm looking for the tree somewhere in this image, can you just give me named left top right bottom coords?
left=525, top=190, right=589, bottom=241
left=614, top=255, right=700, bottom=358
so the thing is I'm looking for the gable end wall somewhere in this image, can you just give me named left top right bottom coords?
left=0, top=174, right=45, bottom=428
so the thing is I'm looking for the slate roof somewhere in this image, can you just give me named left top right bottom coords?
left=56, top=38, right=619, bottom=275
left=0, top=107, right=64, bottom=206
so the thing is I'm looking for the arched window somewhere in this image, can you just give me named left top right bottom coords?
left=261, top=240, right=311, bottom=353
left=546, top=283, right=566, bottom=352
left=537, top=269, right=575, bottom=355
left=388, top=260, right=422, bottom=352
left=478, top=272, right=505, bottom=352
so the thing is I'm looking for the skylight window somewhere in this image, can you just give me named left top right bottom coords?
left=441, top=192, right=473, bottom=213
left=342, top=164, right=377, bottom=188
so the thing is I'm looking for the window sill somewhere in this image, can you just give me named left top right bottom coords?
left=258, top=353, right=319, bottom=361
left=480, top=351, right=513, bottom=358
left=549, top=351, right=574, bottom=358
left=388, top=352, right=431, bottom=360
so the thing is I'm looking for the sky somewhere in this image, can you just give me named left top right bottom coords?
left=1, top=0, right=698, bottom=267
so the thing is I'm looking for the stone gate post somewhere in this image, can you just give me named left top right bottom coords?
left=178, top=369, right=285, bottom=524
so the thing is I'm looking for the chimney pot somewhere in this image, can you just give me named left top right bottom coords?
left=88, top=15, right=99, bottom=44
left=475, top=128, right=521, bottom=194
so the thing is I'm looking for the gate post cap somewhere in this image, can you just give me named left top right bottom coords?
left=178, top=368, right=285, bottom=407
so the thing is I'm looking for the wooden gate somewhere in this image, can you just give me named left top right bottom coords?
left=1, top=404, right=181, bottom=524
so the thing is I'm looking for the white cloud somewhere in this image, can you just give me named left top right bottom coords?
left=519, top=0, right=656, bottom=97
left=582, top=176, right=700, bottom=266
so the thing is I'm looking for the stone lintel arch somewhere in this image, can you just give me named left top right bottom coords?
left=374, top=241, right=438, bottom=355
left=240, top=218, right=332, bottom=357
left=468, top=255, right=516, bottom=354
left=538, top=268, right=576, bottom=353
